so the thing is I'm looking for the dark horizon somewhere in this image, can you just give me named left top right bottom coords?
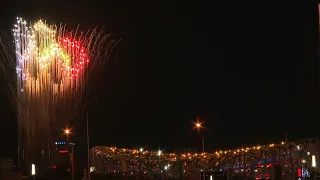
left=0, top=0, right=319, bottom=168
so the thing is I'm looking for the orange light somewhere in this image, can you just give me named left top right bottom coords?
left=64, top=129, right=71, bottom=134
left=194, top=121, right=203, bottom=129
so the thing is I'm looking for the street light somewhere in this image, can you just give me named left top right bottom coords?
left=139, top=147, right=143, bottom=179
left=194, top=120, right=205, bottom=153
left=158, top=150, right=162, bottom=176
left=63, top=128, right=74, bottom=180
left=69, top=142, right=75, bottom=180
left=86, top=97, right=98, bottom=180
left=64, top=129, right=70, bottom=135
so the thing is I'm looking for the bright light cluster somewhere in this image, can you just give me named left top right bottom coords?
left=14, top=17, right=89, bottom=95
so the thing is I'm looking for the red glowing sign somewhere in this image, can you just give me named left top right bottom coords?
left=297, top=168, right=302, bottom=177
left=59, top=150, right=69, bottom=153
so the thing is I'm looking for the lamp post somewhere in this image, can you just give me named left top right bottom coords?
left=194, top=121, right=204, bottom=153
left=86, top=97, right=98, bottom=180
left=64, top=129, right=74, bottom=180
left=86, top=110, right=90, bottom=180
left=139, top=148, right=143, bottom=179
left=194, top=120, right=206, bottom=179
left=312, top=155, right=317, bottom=180
left=158, top=150, right=162, bottom=177
left=69, top=142, right=75, bottom=180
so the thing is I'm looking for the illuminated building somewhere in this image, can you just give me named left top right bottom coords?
left=17, top=141, right=74, bottom=179
left=47, top=141, right=74, bottom=179
left=90, top=138, right=320, bottom=180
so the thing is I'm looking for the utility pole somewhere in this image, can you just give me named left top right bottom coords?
left=71, top=143, right=75, bottom=180
left=17, top=145, right=20, bottom=169
left=87, top=110, right=90, bottom=180
left=86, top=97, right=97, bottom=180
left=195, top=121, right=205, bottom=153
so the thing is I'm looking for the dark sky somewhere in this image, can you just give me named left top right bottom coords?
left=0, top=0, right=319, bottom=162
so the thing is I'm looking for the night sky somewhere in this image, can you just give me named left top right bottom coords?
left=0, top=0, right=319, bottom=165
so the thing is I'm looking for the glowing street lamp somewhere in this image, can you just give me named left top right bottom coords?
left=196, top=122, right=202, bottom=129
left=63, top=128, right=74, bottom=180
left=194, top=119, right=205, bottom=153
left=138, top=147, right=143, bottom=179
left=65, top=129, right=70, bottom=134
left=157, top=149, right=162, bottom=175
left=64, top=128, right=71, bottom=135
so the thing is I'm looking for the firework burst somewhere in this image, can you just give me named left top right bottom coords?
left=0, top=17, right=121, bottom=163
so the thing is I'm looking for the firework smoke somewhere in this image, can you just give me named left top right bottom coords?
left=0, top=17, right=121, bottom=163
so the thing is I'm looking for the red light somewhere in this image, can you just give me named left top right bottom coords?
left=297, top=168, right=302, bottom=177
left=51, top=166, right=56, bottom=169
left=59, top=150, right=69, bottom=153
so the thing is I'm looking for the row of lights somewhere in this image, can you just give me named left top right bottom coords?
left=108, top=141, right=304, bottom=158
left=55, top=141, right=66, bottom=145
